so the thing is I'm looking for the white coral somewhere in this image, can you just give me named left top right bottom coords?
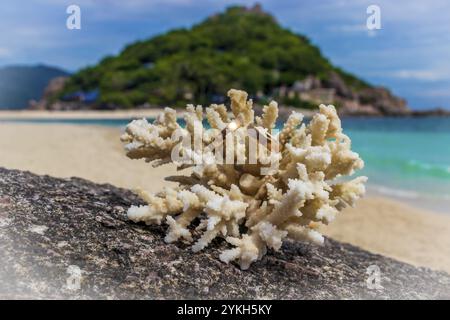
left=122, top=89, right=367, bottom=269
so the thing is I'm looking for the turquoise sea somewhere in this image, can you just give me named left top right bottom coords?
left=342, top=117, right=450, bottom=213
left=3, top=116, right=450, bottom=212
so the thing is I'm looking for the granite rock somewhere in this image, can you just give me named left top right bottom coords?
left=0, top=168, right=448, bottom=299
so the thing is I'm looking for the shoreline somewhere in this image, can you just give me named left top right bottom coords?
left=1, top=122, right=449, bottom=273
left=1, top=119, right=448, bottom=215
left=1, top=108, right=449, bottom=121
left=0, top=109, right=169, bottom=120
left=366, top=185, right=450, bottom=216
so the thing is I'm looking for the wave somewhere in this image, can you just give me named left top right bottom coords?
left=369, top=184, right=450, bottom=200
left=368, top=184, right=450, bottom=214
left=363, top=155, right=450, bottom=180
left=368, top=185, right=420, bottom=199
left=405, top=159, right=450, bottom=178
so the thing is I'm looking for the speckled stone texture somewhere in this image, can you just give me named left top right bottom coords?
left=0, top=167, right=448, bottom=299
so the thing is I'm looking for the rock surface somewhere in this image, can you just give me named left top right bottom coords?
left=0, top=168, right=449, bottom=299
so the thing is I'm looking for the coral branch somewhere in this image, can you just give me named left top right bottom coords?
left=122, top=89, right=367, bottom=269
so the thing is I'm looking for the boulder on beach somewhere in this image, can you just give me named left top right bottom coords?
left=0, top=168, right=448, bottom=299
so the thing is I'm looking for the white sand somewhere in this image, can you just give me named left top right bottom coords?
left=1, top=123, right=449, bottom=273
left=0, top=109, right=168, bottom=120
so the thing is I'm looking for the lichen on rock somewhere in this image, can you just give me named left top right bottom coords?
left=121, top=89, right=367, bottom=269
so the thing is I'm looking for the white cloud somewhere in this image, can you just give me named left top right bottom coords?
left=0, top=47, right=12, bottom=57
left=326, top=23, right=380, bottom=38
left=418, top=88, right=450, bottom=98
left=388, top=69, right=450, bottom=82
left=0, top=47, right=12, bottom=58
left=327, top=24, right=367, bottom=33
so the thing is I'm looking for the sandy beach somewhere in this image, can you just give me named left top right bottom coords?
left=0, top=107, right=317, bottom=120
left=1, top=122, right=449, bottom=273
left=0, top=109, right=169, bottom=120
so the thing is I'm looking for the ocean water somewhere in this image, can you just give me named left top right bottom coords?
left=3, top=116, right=450, bottom=212
left=342, top=117, right=450, bottom=212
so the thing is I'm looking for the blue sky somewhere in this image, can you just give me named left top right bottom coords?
left=1, top=0, right=449, bottom=110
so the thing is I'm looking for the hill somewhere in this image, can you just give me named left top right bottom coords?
left=0, top=65, right=69, bottom=109
left=49, top=5, right=408, bottom=115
